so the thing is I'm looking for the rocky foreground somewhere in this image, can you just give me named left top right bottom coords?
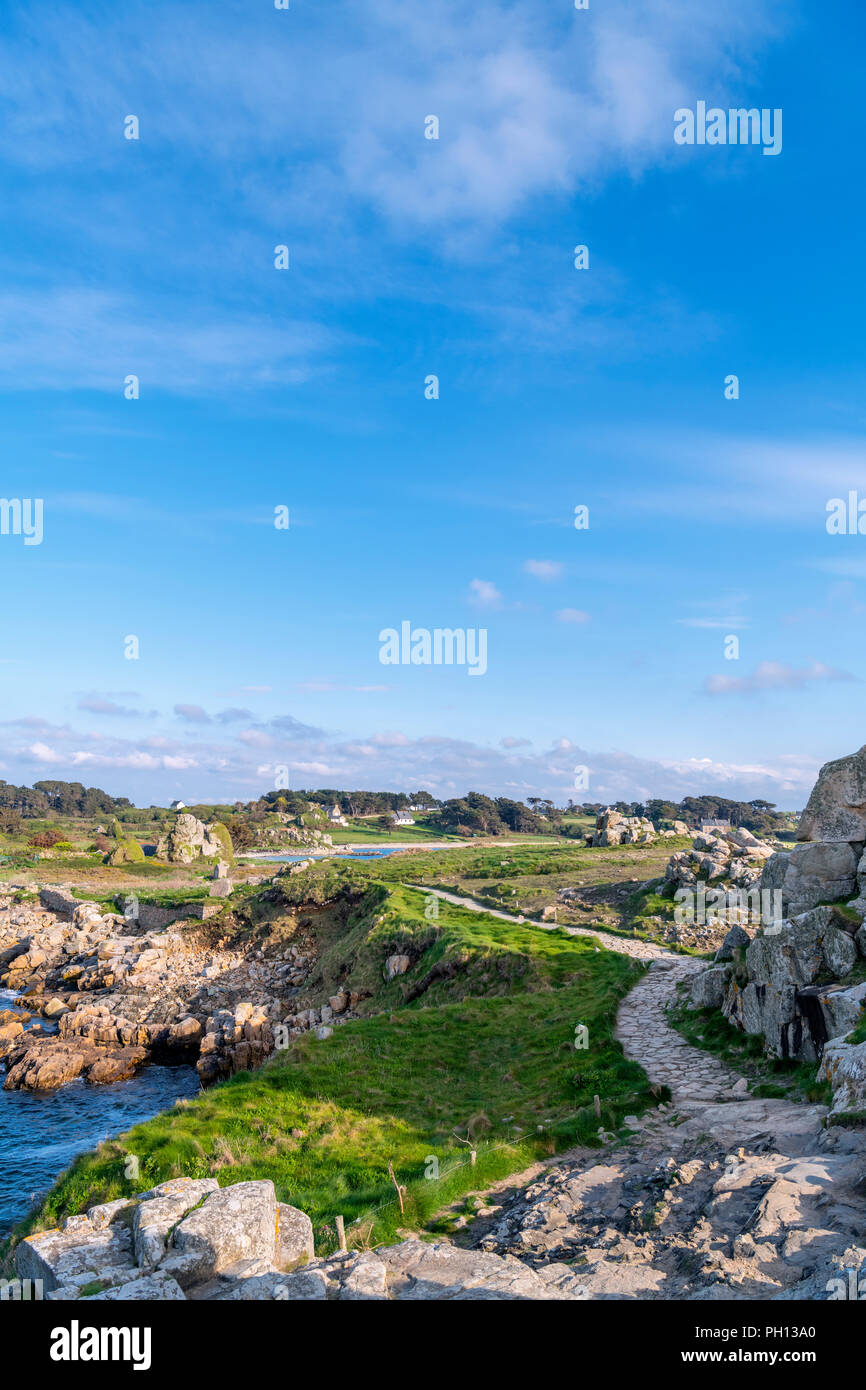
left=15, top=1177, right=579, bottom=1301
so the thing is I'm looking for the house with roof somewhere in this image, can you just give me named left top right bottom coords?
left=170, top=800, right=186, bottom=811
left=328, top=803, right=348, bottom=826
left=392, top=810, right=414, bottom=827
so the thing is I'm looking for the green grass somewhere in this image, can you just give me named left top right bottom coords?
left=7, top=882, right=659, bottom=1259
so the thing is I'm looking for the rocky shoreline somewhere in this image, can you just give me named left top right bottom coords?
left=0, top=881, right=359, bottom=1093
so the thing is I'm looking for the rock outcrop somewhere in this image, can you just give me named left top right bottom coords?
left=15, top=1177, right=575, bottom=1301
left=709, top=905, right=866, bottom=1062
left=0, top=885, right=335, bottom=1091
left=687, top=745, right=866, bottom=1104
left=797, top=744, right=866, bottom=842
left=589, top=809, right=657, bottom=847
left=156, top=815, right=232, bottom=865
left=196, top=1004, right=274, bottom=1083
left=663, top=826, right=774, bottom=896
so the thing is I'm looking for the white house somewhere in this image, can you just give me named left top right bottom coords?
left=392, top=810, right=414, bottom=827
left=328, top=803, right=348, bottom=826
left=170, top=800, right=186, bottom=811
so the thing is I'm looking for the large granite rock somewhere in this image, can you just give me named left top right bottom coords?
left=169, top=1180, right=277, bottom=1286
left=156, top=814, right=227, bottom=865
left=759, top=842, right=860, bottom=917
left=276, top=1202, right=315, bottom=1270
left=819, top=1037, right=866, bottom=1117
left=798, top=745, right=866, bottom=842
left=714, top=923, right=751, bottom=962
left=590, top=809, right=656, bottom=847
left=133, top=1179, right=220, bottom=1270
left=688, top=965, right=731, bottom=1010
left=721, top=906, right=865, bottom=1060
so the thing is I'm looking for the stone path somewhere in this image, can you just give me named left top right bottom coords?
left=615, top=956, right=746, bottom=1104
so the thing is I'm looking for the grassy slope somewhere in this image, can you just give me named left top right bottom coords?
left=9, top=881, right=659, bottom=1258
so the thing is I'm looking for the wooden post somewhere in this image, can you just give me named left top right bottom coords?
left=387, top=1160, right=405, bottom=1214
left=593, top=1094, right=601, bottom=1119
left=335, top=1214, right=347, bottom=1252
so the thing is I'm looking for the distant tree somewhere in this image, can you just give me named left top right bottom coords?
left=227, top=817, right=256, bottom=851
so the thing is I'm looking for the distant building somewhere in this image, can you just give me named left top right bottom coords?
left=328, top=803, right=348, bottom=826
left=392, top=810, right=414, bottom=826
left=170, top=800, right=186, bottom=811
left=700, top=818, right=731, bottom=833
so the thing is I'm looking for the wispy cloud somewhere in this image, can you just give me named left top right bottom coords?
left=77, top=695, right=149, bottom=718
left=0, top=288, right=340, bottom=393
left=703, top=661, right=857, bottom=696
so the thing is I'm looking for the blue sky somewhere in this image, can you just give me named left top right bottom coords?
left=0, top=0, right=864, bottom=809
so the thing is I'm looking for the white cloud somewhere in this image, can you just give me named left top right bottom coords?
left=0, top=0, right=783, bottom=235
left=26, top=741, right=58, bottom=762
left=523, top=560, right=563, bottom=580
left=468, top=579, right=503, bottom=608
left=556, top=608, right=590, bottom=624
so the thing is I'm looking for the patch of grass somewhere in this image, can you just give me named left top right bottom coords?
left=78, top=1279, right=109, bottom=1298
left=845, top=1014, right=866, bottom=1046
